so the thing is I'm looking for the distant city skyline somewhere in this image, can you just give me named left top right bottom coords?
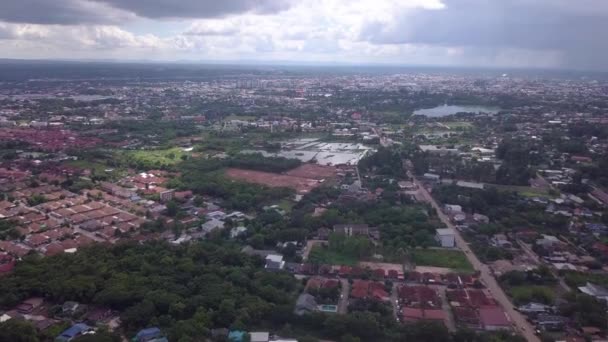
left=1, top=0, right=607, bottom=71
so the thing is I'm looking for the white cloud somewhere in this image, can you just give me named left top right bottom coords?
left=0, top=0, right=605, bottom=69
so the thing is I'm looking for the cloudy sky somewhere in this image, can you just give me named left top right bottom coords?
left=0, top=0, right=607, bottom=70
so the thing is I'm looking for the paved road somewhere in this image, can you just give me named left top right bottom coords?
left=302, top=240, right=325, bottom=261
left=434, top=285, right=457, bottom=332
left=338, top=279, right=350, bottom=314
left=390, top=282, right=399, bottom=322
left=517, top=239, right=571, bottom=293
left=74, top=227, right=107, bottom=243
left=411, top=175, right=540, bottom=342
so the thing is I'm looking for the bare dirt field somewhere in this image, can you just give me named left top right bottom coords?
left=358, top=261, right=404, bottom=273
left=225, top=168, right=322, bottom=193
left=285, top=164, right=337, bottom=180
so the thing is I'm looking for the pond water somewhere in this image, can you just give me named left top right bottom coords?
left=413, top=105, right=501, bottom=117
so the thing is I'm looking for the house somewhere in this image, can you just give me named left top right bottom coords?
left=250, top=331, right=270, bottom=342
left=444, top=204, right=462, bottom=213
left=473, top=213, right=490, bottom=224
left=401, top=307, right=446, bottom=324
left=62, top=301, right=87, bottom=317
left=578, top=282, right=608, bottom=302
left=55, top=323, right=92, bottom=342
left=536, top=235, right=562, bottom=248
left=479, top=307, right=511, bottom=331
left=518, top=302, right=553, bottom=316
left=456, top=181, right=484, bottom=190
left=201, top=219, right=225, bottom=234
left=206, top=210, right=226, bottom=220
left=265, top=254, right=285, bottom=271
left=294, top=293, right=318, bottom=316
left=435, top=228, right=456, bottom=248
left=423, top=173, right=441, bottom=182
left=159, top=189, right=174, bottom=203
left=490, top=234, right=512, bottom=248
left=316, top=227, right=330, bottom=240
left=333, top=224, right=369, bottom=237
left=398, top=181, right=417, bottom=190
left=134, top=327, right=164, bottom=342
left=16, top=297, right=44, bottom=314
left=0, top=252, right=15, bottom=274
left=230, top=226, right=247, bottom=239
left=536, top=314, right=567, bottom=331
left=228, top=330, right=246, bottom=342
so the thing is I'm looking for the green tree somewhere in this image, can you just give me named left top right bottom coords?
left=0, top=319, right=39, bottom=342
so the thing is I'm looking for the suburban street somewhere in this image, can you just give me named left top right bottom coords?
left=338, top=279, right=350, bottom=314
left=410, top=174, right=540, bottom=342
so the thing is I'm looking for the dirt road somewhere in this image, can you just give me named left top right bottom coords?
left=411, top=175, right=540, bottom=342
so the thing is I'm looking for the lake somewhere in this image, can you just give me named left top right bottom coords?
left=413, top=105, right=501, bottom=117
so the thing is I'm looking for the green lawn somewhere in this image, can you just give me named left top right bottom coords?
left=65, top=160, right=123, bottom=179
left=563, top=271, right=608, bottom=288
left=277, top=199, right=295, bottom=213
left=308, top=246, right=359, bottom=266
left=443, top=121, right=473, bottom=129
left=411, top=249, right=473, bottom=272
left=224, top=114, right=257, bottom=121
left=123, top=147, right=187, bottom=167
left=507, top=285, right=555, bottom=305
left=488, top=184, right=554, bottom=197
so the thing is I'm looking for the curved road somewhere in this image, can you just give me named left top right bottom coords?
left=411, top=175, right=540, bottom=342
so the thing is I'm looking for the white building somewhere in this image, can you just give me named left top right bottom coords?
left=444, top=204, right=463, bottom=213
left=265, top=254, right=285, bottom=271
left=435, top=228, right=456, bottom=248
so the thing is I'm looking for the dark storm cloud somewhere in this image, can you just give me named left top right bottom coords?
left=92, top=0, right=294, bottom=20
left=0, top=0, right=128, bottom=25
left=360, top=0, right=608, bottom=69
left=0, top=0, right=292, bottom=25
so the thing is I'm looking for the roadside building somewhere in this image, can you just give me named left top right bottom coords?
left=435, top=228, right=456, bottom=248
left=479, top=307, right=511, bottom=331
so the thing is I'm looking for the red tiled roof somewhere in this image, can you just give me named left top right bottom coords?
left=373, top=269, right=385, bottom=278
left=479, top=307, right=510, bottom=327
left=423, top=309, right=445, bottom=321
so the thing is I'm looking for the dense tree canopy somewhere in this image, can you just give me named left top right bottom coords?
left=0, top=242, right=298, bottom=339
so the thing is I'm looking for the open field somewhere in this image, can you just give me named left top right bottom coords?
left=65, top=160, right=124, bottom=179
left=488, top=184, right=553, bottom=197
left=309, top=246, right=358, bottom=266
left=284, top=163, right=337, bottom=180
left=506, top=285, right=555, bottom=305
left=123, top=147, right=187, bottom=167
left=226, top=168, right=320, bottom=194
left=443, top=121, right=473, bottom=129
left=411, top=249, right=473, bottom=272
left=277, top=199, right=295, bottom=213
left=563, top=270, right=608, bottom=288
left=224, top=114, right=257, bottom=121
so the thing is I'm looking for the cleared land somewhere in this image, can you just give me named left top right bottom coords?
left=309, top=246, right=358, bottom=266
left=225, top=164, right=336, bottom=194
left=411, top=249, right=473, bottom=272
left=506, top=285, right=555, bottom=305
left=122, top=147, right=187, bottom=167
left=488, top=184, right=553, bottom=197
left=284, top=164, right=337, bottom=180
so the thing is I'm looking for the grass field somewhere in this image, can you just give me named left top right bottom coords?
left=308, top=246, right=359, bottom=266
left=277, top=199, right=295, bottom=213
left=488, top=184, right=554, bottom=198
left=65, top=160, right=123, bottom=179
left=507, top=285, right=555, bottom=305
left=123, top=147, right=187, bottom=167
left=224, top=114, right=257, bottom=121
left=563, top=270, right=608, bottom=288
left=443, top=121, right=473, bottom=129
left=411, top=249, right=473, bottom=272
